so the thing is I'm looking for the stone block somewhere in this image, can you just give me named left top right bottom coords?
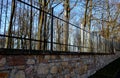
left=0, top=72, right=8, bottom=78
left=50, top=66, right=58, bottom=74
left=61, top=62, right=68, bottom=67
left=60, top=56, right=65, bottom=59
left=25, top=65, right=34, bottom=74
left=38, top=55, right=44, bottom=63
left=37, top=74, right=47, bottom=78
left=0, top=55, right=3, bottom=59
left=58, top=66, right=63, bottom=73
left=79, top=65, right=88, bottom=75
left=15, top=66, right=25, bottom=70
left=44, top=55, right=51, bottom=60
left=26, top=59, right=35, bottom=65
left=0, top=58, right=6, bottom=67
left=7, top=56, right=25, bottom=66
left=65, top=74, right=70, bottom=78
left=10, top=69, right=17, bottom=78
left=37, top=64, right=49, bottom=74
left=47, top=74, right=52, bottom=78
left=50, top=55, right=55, bottom=59
left=15, top=71, right=25, bottom=78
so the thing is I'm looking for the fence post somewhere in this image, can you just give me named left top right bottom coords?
left=29, top=0, right=32, bottom=53
left=51, top=7, right=53, bottom=52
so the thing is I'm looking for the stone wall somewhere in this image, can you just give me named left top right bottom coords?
left=0, top=51, right=120, bottom=78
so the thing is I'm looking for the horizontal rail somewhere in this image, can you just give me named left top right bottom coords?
left=0, top=34, right=92, bottom=49
left=0, top=48, right=115, bottom=55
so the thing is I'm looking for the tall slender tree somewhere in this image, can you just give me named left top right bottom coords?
left=106, top=0, right=110, bottom=39
left=37, top=0, right=44, bottom=50
left=63, top=0, right=70, bottom=51
left=5, top=0, right=15, bottom=48
left=88, top=0, right=92, bottom=51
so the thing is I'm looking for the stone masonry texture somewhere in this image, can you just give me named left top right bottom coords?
left=0, top=52, right=120, bottom=78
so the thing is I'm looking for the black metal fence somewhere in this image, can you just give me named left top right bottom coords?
left=0, top=0, right=119, bottom=54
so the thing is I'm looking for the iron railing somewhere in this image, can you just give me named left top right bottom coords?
left=0, top=0, right=120, bottom=54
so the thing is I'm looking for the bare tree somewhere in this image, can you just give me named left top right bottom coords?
left=5, top=0, right=15, bottom=48
left=63, top=0, right=70, bottom=51
left=87, top=0, right=92, bottom=51
left=37, top=0, right=45, bottom=50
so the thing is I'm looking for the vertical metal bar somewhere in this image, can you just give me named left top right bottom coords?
left=43, top=0, right=47, bottom=51
left=44, top=10, right=46, bottom=51
left=25, top=0, right=28, bottom=49
left=8, top=0, right=16, bottom=48
left=13, top=1, right=17, bottom=49
left=18, top=0, right=21, bottom=49
left=29, top=0, right=32, bottom=53
left=51, top=7, right=53, bottom=52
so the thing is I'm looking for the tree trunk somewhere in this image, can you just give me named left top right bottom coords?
left=63, top=0, right=70, bottom=51
left=88, top=0, right=92, bottom=52
left=106, top=0, right=110, bottom=39
left=56, top=19, right=61, bottom=51
left=81, top=0, right=89, bottom=52
left=37, top=0, right=48, bottom=50
left=37, top=0, right=44, bottom=50
left=5, top=0, right=15, bottom=48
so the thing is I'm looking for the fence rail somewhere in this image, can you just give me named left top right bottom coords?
left=0, top=0, right=120, bottom=54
